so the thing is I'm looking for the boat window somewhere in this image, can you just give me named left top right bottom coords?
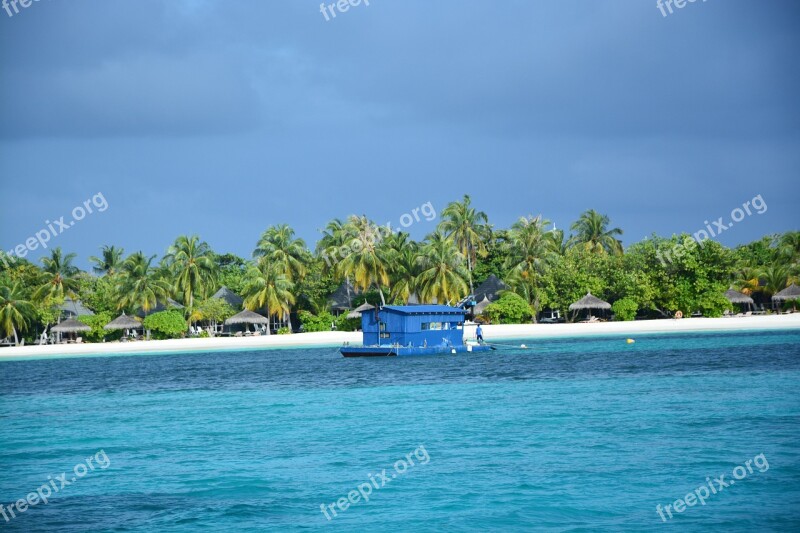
left=380, top=332, right=390, bottom=339
left=379, top=322, right=386, bottom=331
left=429, top=322, right=441, bottom=330
left=421, top=322, right=429, bottom=330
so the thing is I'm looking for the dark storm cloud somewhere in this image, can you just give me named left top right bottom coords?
left=0, top=0, right=798, bottom=268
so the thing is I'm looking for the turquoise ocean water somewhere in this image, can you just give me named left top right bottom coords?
left=1, top=330, right=799, bottom=531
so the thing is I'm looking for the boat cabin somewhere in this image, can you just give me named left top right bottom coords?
left=361, top=305, right=466, bottom=348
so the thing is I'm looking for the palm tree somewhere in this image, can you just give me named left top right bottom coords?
left=163, top=235, right=217, bottom=322
left=547, top=225, right=568, bottom=256
left=732, top=266, right=762, bottom=296
left=760, top=264, right=792, bottom=298
left=33, top=247, right=80, bottom=303
left=384, top=232, right=419, bottom=304
left=317, top=218, right=348, bottom=268
left=417, top=232, right=469, bottom=304
left=115, top=252, right=171, bottom=316
left=254, top=224, right=309, bottom=331
left=89, top=245, right=125, bottom=276
left=242, top=259, right=295, bottom=335
left=568, top=209, right=623, bottom=255
left=778, top=231, right=800, bottom=271
left=339, top=216, right=391, bottom=305
left=317, top=218, right=354, bottom=307
left=438, top=195, right=491, bottom=293
left=504, top=215, right=554, bottom=321
left=0, top=282, right=34, bottom=345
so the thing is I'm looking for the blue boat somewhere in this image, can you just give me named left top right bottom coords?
left=340, top=305, right=493, bottom=357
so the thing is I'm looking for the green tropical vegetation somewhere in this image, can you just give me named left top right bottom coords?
left=0, top=197, right=797, bottom=345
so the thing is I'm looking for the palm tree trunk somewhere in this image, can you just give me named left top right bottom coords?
left=188, top=292, right=194, bottom=332
left=466, top=245, right=474, bottom=293
left=285, top=307, right=293, bottom=333
left=12, top=325, right=18, bottom=346
left=266, top=308, right=271, bottom=335
left=377, top=286, right=386, bottom=306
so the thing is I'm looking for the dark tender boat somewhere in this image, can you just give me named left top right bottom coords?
left=340, top=305, right=493, bottom=357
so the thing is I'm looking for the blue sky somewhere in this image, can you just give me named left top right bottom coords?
left=1, top=0, right=798, bottom=270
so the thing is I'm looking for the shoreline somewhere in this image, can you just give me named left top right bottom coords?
left=1, top=314, right=798, bottom=362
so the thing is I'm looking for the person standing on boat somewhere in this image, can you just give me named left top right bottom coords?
left=476, top=324, right=484, bottom=344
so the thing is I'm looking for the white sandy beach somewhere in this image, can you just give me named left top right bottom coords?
left=1, top=314, right=798, bottom=361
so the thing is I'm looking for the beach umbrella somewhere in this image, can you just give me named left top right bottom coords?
left=569, top=292, right=611, bottom=311
left=773, top=283, right=800, bottom=311
left=225, top=309, right=269, bottom=329
left=724, top=288, right=755, bottom=305
left=569, top=292, right=611, bottom=319
left=51, top=318, right=91, bottom=333
left=472, top=296, right=492, bottom=316
left=346, top=303, right=374, bottom=319
left=725, top=288, right=754, bottom=311
left=103, top=313, right=143, bottom=331
left=51, top=317, right=91, bottom=341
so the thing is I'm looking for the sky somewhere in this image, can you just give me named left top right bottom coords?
left=1, top=0, right=798, bottom=270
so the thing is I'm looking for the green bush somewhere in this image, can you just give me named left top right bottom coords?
left=77, top=312, right=115, bottom=343
left=277, top=327, right=291, bottom=335
left=195, top=298, right=235, bottom=324
left=143, top=310, right=187, bottom=340
left=299, top=310, right=335, bottom=332
left=483, top=292, right=532, bottom=324
left=611, top=297, right=639, bottom=321
left=335, top=313, right=361, bottom=332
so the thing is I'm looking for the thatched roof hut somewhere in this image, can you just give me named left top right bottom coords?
left=347, top=302, right=374, bottom=319
left=569, top=292, right=611, bottom=311
left=225, top=309, right=269, bottom=325
left=329, top=280, right=358, bottom=311
left=211, top=286, right=244, bottom=309
left=724, top=288, right=754, bottom=305
left=51, top=318, right=91, bottom=333
left=136, top=298, right=184, bottom=318
left=103, top=313, right=142, bottom=331
left=473, top=274, right=509, bottom=303
left=773, top=283, right=800, bottom=302
left=59, top=297, right=94, bottom=317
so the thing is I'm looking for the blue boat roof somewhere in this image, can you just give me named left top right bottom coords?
left=381, top=305, right=466, bottom=315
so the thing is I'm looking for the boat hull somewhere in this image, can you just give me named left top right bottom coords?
left=341, top=344, right=493, bottom=357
